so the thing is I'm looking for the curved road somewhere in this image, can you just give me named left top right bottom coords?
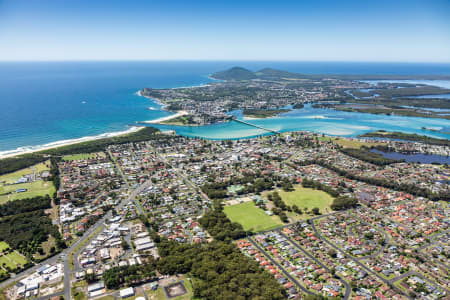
left=310, top=220, right=412, bottom=299
left=247, top=237, right=315, bottom=296
left=0, top=170, right=156, bottom=300
left=277, top=230, right=351, bottom=300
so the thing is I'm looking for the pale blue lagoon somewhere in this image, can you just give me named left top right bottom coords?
left=1, top=61, right=450, bottom=156
left=149, top=104, right=450, bottom=140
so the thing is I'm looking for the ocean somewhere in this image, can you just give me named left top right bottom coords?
left=1, top=61, right=450, bottom=156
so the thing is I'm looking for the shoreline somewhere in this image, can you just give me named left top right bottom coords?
left=141, top=110, right=189, bottom=124
left=137, top=90, right=190, bottom=124
left=0, top=126, right=143, bottom=159
left=3, top=77, right=450, bottom=160
left=243, top=116, right=264, bottom=120
left=0, top=86, right=194, bottom=160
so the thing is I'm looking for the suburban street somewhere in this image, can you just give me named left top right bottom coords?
left=0, top=165, right=155, bottom=299
left=277, top=230, right=351, bottom=300
left=247, top=237, right=315, bottom=296
left=309, top=219, right=412, bottom=299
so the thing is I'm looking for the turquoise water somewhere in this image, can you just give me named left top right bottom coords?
left=1, top=61, right=450, bottom=156
left=149, top=104, right=450, bottom=140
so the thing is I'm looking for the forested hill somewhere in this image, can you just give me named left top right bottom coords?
left=211, top=66, right=450, bottom=81
left=211, top=66, right=257, bottom=80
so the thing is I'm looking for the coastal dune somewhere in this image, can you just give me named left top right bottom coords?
left=0, top=126, right=142, bottom=159
left=142, top=110, right=189, bottom=124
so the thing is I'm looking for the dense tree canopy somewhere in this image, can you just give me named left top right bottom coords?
left=199, top=207, right=247, bottom=241
left=0, top=210, right=63, bottom=257
left=0, top=195, right=51, bottom=217
left=103, top=263, right=157, bottom=289
left=157, top=239, right=286, bottom=300
left=330, top=196, right=358, bottom=211
left=339, top=147, right=403, bottom=166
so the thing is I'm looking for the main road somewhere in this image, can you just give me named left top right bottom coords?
left=0, top=171, right=156, bottom=300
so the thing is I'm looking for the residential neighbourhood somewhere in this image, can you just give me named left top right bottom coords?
left=2, top=1, right=450, bottom=299
left=0, top=131, right=448, bottom=300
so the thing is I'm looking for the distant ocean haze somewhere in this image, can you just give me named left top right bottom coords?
left=0, top=61, right=450, bottom=155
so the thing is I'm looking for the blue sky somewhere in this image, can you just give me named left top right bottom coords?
left=0, top=0, right=449, bottom=62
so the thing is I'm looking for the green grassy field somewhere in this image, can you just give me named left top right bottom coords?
left=0, top=251, right=27, bottom=270
left=0, top=256, right=16, bottom=270
left=0, top=242, right=10, bottom=253
left=0, top=180, right=55, bottom=204
left=319, top=137, right=386, bottom=149
left=0, top=161, right=51, bottom=184
left=62, top=152, right=103, bottom=161
left=224, top=201, right=283, bottom=232
left=0, top=160, right=55, bottom=204
left=276, top=186, right=334, bottom=214
left=6, top=252, right=27, bottom=266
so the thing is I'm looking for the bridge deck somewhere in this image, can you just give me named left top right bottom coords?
left=233, top=119, right=281, bottom=134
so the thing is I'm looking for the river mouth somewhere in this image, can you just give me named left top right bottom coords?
left=146, top=103, right=450, bottom=141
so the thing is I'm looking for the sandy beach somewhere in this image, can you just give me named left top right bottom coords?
left=0, top=126, right=143, bottom=159
left=243, top=116, right=263, bottom=120
left=0, top=91, right=185, bottom=159
left=142, top=110, right=189, bottom=124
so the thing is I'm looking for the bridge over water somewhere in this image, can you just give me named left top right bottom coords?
left=232, top=118, right=281, bottom=134
left=132, top=116, right=282, bottom=137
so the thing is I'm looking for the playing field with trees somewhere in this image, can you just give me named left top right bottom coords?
left=0, top=161, right=55, bottom=203
left=224, top=201, right=283, bottom=232
left=275, top=185, right=334, bottom=214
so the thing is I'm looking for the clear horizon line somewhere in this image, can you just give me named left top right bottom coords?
left=1, top=59, right=450, bottom=64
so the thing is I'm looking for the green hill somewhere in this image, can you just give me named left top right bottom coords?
left=256, top=68, right=311, bottom=79
left=211, top=67, right=257, bottom=80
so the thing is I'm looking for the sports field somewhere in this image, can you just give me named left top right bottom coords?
left=0, top=161, right=55, bottom=203
left=275, top=186, right=334, bottom=214
left=0, top=242, right=9, bottom=253
left=0, top=251, right=28, bottom=270
left=62, top=152, right=104, bottom=161
left=0, top=180, right=55, bottom=204
left=224, top=201, right=283, bottom=232
left=0, top=161, right=50, bottom=184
